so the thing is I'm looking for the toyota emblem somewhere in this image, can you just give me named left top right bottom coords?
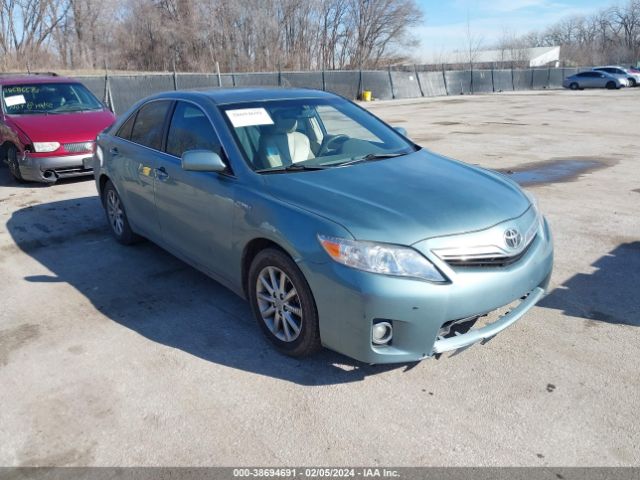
left=504, top=228, right=523, bottom=249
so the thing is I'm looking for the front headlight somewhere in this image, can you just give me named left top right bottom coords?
left=524, top=190, right=545, bottom=236
left=32, top=142, right=61, bottom=153
left=524, top=190, right=542, bottom=218
left=318, top=234, right=446, bottom=282
left=95, top=145, right=104, bottom=167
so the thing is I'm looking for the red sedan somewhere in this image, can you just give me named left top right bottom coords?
left=0, top=73, right=116, bottom=183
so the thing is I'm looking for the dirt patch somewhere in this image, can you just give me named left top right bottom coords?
left=67, top=345, right=85, bottom=355
left=438, top=99, right=471, bottom=105
left=412, top=135, right=443, bottom=144
left=0, top=324, right=41, bottom=366
left=482, top=121, right=528, bottom=126
left=497, top=157, right=616, bottom=186
left=18, top=445, right=95, bottom=467
left=432, top=121, right=461, bottom=126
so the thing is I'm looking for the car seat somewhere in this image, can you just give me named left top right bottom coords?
left=257, top=111, right=314, bottom=168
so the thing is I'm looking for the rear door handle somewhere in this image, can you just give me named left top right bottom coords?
left=155, top=166, right=169, bottom=180
left=109, top=147, right=119, bottom=156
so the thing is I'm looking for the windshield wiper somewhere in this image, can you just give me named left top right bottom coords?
left=255, top=163, right=330, bottom=174
left=335, top=152, right=408, bottom=167
left=11, top=110, right=48, bottom=115
left=49, top=108, right=95, bottom=114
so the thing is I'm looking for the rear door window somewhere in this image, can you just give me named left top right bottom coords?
left=130, top=100, right=171, bottom=150
left=116, top=113, right=136, bottom=140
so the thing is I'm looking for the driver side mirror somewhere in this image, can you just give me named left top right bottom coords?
left=393, top=126, right=408, bottom=137
left=182, top=150, right=226, bottom=172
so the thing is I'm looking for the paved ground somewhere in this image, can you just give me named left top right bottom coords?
left=0, top=89, right=638, bottom=467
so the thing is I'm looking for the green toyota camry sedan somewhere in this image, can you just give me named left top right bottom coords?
left=94, top=88, right=553, bottom=364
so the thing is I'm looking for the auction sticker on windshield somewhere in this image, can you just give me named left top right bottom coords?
left=4, top=95, right=26, bottom=107
left=226, top=108, right=274, bottom=128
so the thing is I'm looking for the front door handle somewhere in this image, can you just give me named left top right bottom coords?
left=155, top=166, right=169, bottom=180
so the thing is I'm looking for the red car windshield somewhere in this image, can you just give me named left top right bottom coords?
left=2, top=82, right=103, bottom=115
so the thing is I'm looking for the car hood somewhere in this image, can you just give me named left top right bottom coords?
left=8, top=110, right=115, bottom=143
left=264, top=149, right=530, bottom=245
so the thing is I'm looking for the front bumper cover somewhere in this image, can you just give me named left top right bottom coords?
left=432, top=287, right=545, bottom=354
left=19, top=152, right=94, bottom=183
left=300, top=217, right=553, bottom=364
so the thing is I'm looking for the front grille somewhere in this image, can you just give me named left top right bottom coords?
left=444, top=238, right=535, bottom=268
left=63, top=141, right=94, bottom=153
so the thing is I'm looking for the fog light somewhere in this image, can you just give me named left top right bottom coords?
left=372, top=321, right=393, bottom=345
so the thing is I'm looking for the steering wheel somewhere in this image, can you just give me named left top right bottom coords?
left=51, top=101, right=80, bottom=112
left=318, top=134, right=349, bottom=156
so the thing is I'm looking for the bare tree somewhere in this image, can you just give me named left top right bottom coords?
left=504, top=0, right=640, bottom=67
left=464, top=13, right=484, bottom=66
left=0, top=0, right=70, bottom=69
left=346, top=0, right=423, bottom=68
left=0, top=0, right=425, bottom=72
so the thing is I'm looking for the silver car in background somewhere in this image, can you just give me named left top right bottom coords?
left=594, top=66, right=640, bottom=87
left=563, top=71, right=626, bottom=90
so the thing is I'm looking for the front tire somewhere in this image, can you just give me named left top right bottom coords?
left=102, top=180, right=139, bottom=245
left=248, top=248, right=321, bottom=357
left=5, top=145, right=25, bottom=183
left=569, top=82, right=579, bottom=90
left=629, top=78, right=637, bottom=87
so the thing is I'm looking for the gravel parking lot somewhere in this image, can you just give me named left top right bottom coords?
left=0, top=89, right=638, bottom=467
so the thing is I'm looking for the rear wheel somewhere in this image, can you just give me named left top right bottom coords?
left=5, top=145, right=25, bottom=183
left=248, top=248, right=322, bottom=357
left=606, top=81, right=616, bottom=90
left=102, top=180, right=139, bottom=245
left=569, top=82, right=579, bottom=90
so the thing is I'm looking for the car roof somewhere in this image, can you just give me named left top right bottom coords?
left=0, top=74, right=79, bottom=85
left=150, top=87, right=337, bottom=105
left=575, top=71, right=611, bottom=77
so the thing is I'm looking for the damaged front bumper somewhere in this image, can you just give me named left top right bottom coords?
left=19, top=152, right=94, bottom=183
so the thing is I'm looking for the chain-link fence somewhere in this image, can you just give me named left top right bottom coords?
left=76, top=66, right=593, bottom=115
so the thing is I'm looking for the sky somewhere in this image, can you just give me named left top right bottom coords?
left=414, top=0, right=609, bottom=61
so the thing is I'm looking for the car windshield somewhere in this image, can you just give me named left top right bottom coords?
left=220, top=98, right=417, bottom=173
left=2, top=83, right=103, bottom=115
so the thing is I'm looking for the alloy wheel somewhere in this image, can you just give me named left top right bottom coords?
left=256, top=266, right=303, bottom=342
left=106, top=189, right=125, bottom=236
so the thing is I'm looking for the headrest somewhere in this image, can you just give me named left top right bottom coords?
left=272, top=111, right=298, bottom=134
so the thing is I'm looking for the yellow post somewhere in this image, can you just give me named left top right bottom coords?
left=362, top=90, right=372, bottom=101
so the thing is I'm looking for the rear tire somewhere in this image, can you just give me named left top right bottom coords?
left=102, top=180, right=140, bottom=245
left=248, top=248, right=322, bottom=357
left=5, top=145, right=25, bottom=183
left=569, top=83, right=579, bottom=90
left=606, top=81, right=616, bottom=90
